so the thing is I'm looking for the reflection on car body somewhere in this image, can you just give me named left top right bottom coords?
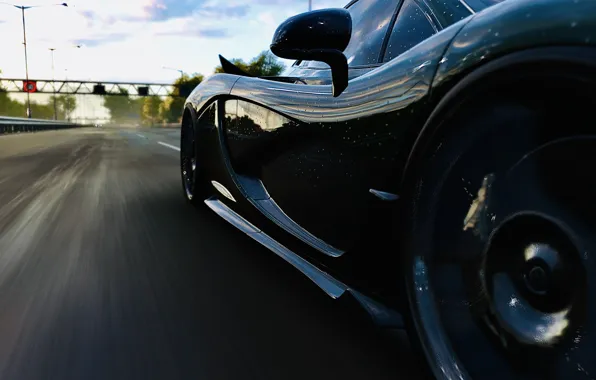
left=179, top=0, right=596, bottom=378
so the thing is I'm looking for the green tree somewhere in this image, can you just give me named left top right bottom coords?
left=157, top=73, right=204, bottom=124
left=102, top=89, right=142, bottom=123
left=0, top=69, right=56, bottom=119
left=29, top=101, right=54, bottom=119
left=49, top=95, right=77, bottom=120
left=0, top=90, right=24, bottom=117
left=159, top=96, right=180, bottom=123
left=214, top=50, right=284, bottom=77
left=0, top=69, right=24, bottom=117
left=57, top=95, right=77, bottom=120
left=174, top=73, right=204, bottom=99
left=141, top=96, right=162, bottom=126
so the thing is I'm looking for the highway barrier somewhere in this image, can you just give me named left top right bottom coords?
left=0, top=117, right=82, bottom=135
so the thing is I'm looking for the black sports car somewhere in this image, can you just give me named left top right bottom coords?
left=180, top=0, right=596, bottom=378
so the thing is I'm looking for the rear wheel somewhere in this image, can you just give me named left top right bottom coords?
left=403, top=96, right=596, bottom=379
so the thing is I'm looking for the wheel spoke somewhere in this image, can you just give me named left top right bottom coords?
left=415, top=135, right=596, bottom=380
left=431, top=264, right=512, bottom=379
left=494, top=137, right=596, bottom=236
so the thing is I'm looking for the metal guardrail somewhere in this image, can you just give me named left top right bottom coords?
left=0, top=117, right=81, bottom=135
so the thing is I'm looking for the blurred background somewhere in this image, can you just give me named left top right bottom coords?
left=0, top=0, right=345, bottom=125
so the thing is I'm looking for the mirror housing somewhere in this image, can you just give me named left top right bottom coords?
left=270, top=8, right=352, bottom=97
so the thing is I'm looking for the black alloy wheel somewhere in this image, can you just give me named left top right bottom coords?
left=180, top=115, right=205, bottom=205
left=403, top=99, right=596, bottom=380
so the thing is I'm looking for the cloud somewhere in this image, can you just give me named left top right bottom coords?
left=196, top=5, right=250, bottom=19
left=143, top=0, right=194, bottom=21
left=247, top=0, right=347, bottom=8
left=141, top=0, right=337, bottom=23
left=156, top=27, right=229, bottom=38
left=143, top=1, right=250, bottom=21
left=79, top=10, right=96, bottom=20
left=74, top=33, right=128, bottom=47
left=0, top=0, right=348, bottom=83
left=196, top=28, right=229, bottom=38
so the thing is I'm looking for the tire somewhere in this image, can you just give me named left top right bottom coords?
left=402, top=97, right=596, bottom=380
left=180, top=113, right=208, bottom=206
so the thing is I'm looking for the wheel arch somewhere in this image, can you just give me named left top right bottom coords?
left=182, top=104, right=196, bottom=125
left=400, top=46, right=596, bottom=191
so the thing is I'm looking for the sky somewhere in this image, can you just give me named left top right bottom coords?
left=0, top=0, right=347, bottom=84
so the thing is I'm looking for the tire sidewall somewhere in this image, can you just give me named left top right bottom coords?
left=400, top=102, right=544, bottom=379
left=180, top=114, right=206, bottom=205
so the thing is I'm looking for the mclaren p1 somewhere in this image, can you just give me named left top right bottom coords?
left=180, top=0, right=596, bottom=378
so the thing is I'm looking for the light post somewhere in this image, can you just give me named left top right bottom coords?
left=162, top=66, right=185, bottom=80
left=48, top=45, right=81, bottom=120
left=0, top=2, right=68, bottom=118
left=309, top=0, right=312, bottom=11
left=49, top=48, right=57, bottom=119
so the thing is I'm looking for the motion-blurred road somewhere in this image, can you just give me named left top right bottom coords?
left=0, top=127, right=423, bottom=380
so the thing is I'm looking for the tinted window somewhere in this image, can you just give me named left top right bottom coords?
left=224, top=100, right=297, bottom=175
left=422, top=0, right=472, bottom=28
left=199, top=102, right=217, bottom=126
left=224, top=100, right=237, bottom=134
left=472, top=0, right=505, bottom=8
left=383, top=0, right=436, bottom=62
left=479, top=0, right=505, bottom=4
left=301, top=0, right=399, bottom=68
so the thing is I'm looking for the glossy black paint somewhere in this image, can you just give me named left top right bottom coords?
left=432, top=0, right=596, bottom=94
left=294, top=0, right=402, bottom=69
left=270, top=8, right=352, bottom=53
left=228, top=20, right=464, bottom=264
left=185, top=0, right=596, bottom=305
left=271, top=8, right=353, bottom=96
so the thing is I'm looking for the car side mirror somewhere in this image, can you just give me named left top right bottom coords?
left=270, top=8, right=352, bottom=97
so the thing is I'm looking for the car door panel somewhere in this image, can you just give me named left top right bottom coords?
left=223, top=99, right=306, bottom=177
left=225, top=24, right=463, bottom=252
left=222, top=98, right=345, bottom=257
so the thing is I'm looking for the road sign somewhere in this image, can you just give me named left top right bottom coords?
left=23, top=80, right=37, bottom=93
left=2, top=78, right=177, bottom=97
left=93, top=84, right=106, bottom=95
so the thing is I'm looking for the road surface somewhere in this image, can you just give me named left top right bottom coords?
left=0, top=127, right=424, bottom=380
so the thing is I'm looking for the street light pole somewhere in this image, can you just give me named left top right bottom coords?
left=49, top=48, right=57, bottom=120
left=0, top=2, right=69, bottom=118
left=309, top=0, right=312, bottom=11
left=162, top=66, right=184, bottom=80
left=48, top=45, right=80, bottom=120
left=21, top=6, right=32, bottom=118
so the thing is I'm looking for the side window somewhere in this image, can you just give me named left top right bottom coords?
left=382, top=0, right=437, bottom=62
left=466, top=0, right=505, bottom=10
left=223, top=100, right=238, bottom=137
left=223, top=100, right=297, bottom=175
left=225, top=100, right=291, bottom=140
left=301, top=0, right=399, bottom=69
left=199, top=102, right=217, bottom=126
left=424, top=0, right=472, bottom=29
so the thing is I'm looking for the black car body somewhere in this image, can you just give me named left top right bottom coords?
left=181, top=0, right=596, bottom=378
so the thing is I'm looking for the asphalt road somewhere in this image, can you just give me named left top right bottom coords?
left=0, top=127, right=424, bottom=380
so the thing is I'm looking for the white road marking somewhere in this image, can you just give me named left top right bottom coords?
left=158, top=141, right=180, bottom=152
left=136, top=133, right=145, bottom=138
